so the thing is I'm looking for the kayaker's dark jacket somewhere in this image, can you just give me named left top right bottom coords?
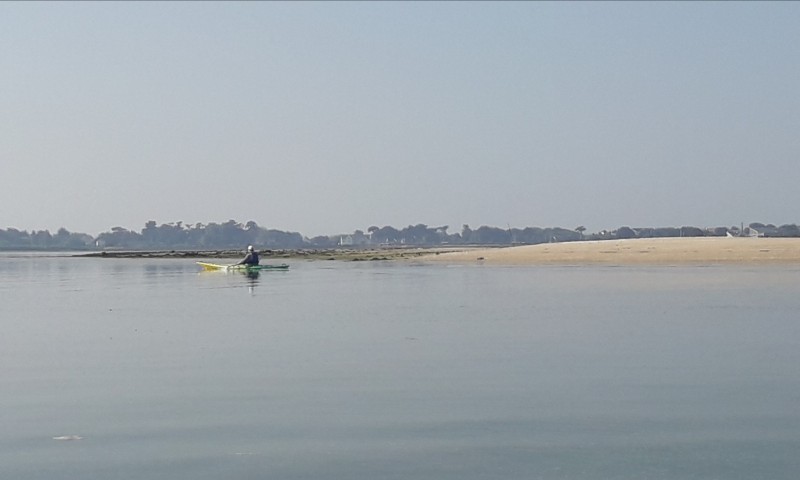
left=239, top=251, right=259, bottom=265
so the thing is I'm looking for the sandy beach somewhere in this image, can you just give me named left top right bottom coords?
left=424, top=237, right=800, bottom=265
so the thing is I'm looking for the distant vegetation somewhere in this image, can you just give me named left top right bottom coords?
left=1, top=221, right=799, bottom=251
left=0, top=227, right=95, bottom=250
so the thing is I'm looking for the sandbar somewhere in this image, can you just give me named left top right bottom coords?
left=423, top=237, right=800, bottom=265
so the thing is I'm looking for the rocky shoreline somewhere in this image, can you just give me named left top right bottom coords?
left=77, top=247, right=461, bottom=262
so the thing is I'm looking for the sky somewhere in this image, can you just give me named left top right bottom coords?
left=2, top=2, right=799, bottom=237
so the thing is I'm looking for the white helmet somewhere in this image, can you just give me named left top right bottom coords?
left=247, top=245, right=254, bottom=251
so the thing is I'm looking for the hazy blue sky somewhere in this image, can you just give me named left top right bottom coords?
left=3, top=2, right=799, bottom=236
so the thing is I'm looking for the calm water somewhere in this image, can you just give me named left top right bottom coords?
left=1, top=254, right=799, bottom=479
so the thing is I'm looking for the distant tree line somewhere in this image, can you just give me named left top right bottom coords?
left=2, top=221, right=800, bottom=251
left=0, top=227, right=94, bottom=250
left=95, top=220, right=306, bottom=249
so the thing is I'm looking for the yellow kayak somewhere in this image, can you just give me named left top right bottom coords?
left=196, top=262, right=289, bottom=271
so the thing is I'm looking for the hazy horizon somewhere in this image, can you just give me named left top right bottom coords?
left=3, top=2, right=799, bottom=237
left=0, top=217, right=790, bottom=239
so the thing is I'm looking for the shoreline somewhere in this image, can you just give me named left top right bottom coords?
left=75, top=247, right=457, bottom=262
left=61, top=238, right=800, bottom=265
left=421, top=237, right=800, bottom=265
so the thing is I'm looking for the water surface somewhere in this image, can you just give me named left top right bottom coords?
left=1, top=254, right=799, bottom=479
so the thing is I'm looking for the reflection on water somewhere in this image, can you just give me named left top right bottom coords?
left=1, top=256, right=800, bottom=480
left=245, top=270, right=259, bottom=294
left=194, top=265, right=267, bottom=295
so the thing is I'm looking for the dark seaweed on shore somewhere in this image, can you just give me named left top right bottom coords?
left=75, top=248, right=455, bottom=262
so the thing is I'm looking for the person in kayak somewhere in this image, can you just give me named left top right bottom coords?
left=235, top=245, right=259, bottom=266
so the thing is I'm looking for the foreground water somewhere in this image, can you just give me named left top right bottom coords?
left=1, top=254, right=799, bottom=479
